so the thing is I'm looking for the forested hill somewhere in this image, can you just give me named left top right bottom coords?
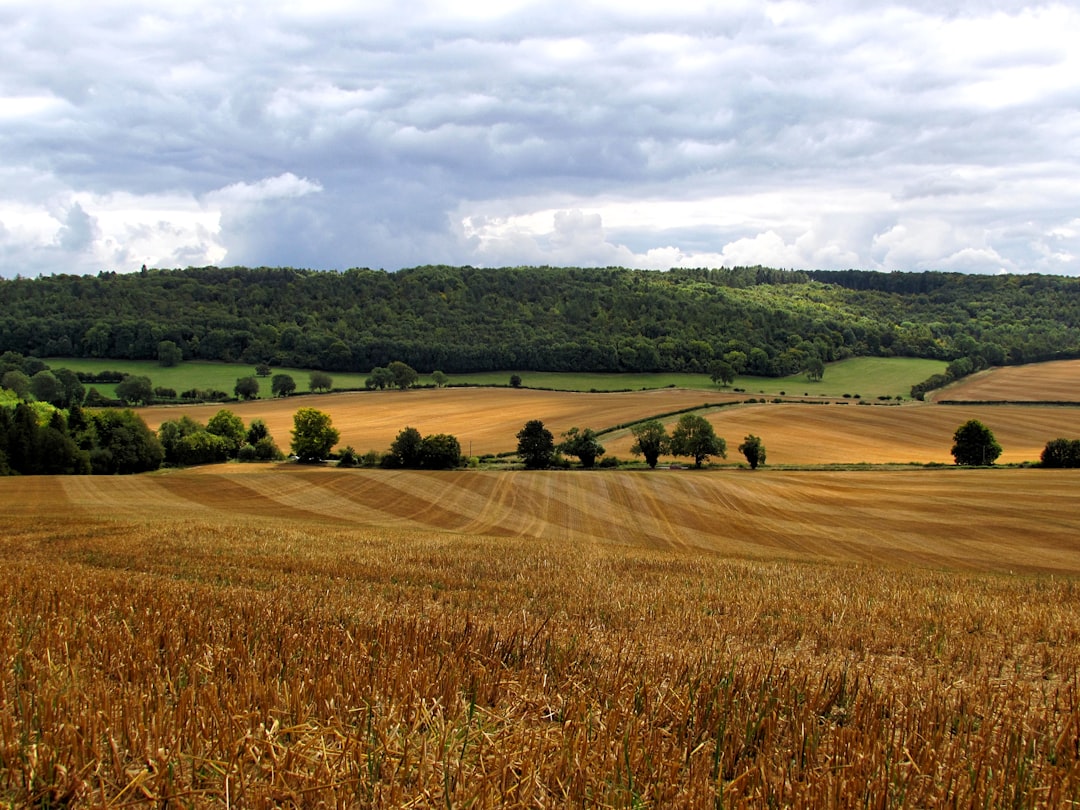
left=2, top=265, right=1080, bottom=375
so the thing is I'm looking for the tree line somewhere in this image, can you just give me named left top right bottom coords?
left=4, top=265, right=1080, bottom=376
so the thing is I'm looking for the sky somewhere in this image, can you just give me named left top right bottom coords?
left=1, top=0, right=1078, bottom=278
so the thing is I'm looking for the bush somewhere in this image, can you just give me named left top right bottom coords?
left=1041, top=438, right=1080, bottom=468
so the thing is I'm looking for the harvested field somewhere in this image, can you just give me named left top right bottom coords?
left=3, top=467, right=1080, bottom=806
left=138, top=387, right=744, bottom=457
left=934, top=359, right=1080, bottom=402
left=139, top=386, right=1080, bottom=464
left=4, top=465, right=1080, bottom=573
left=603, top=401, right=1080, bottom=465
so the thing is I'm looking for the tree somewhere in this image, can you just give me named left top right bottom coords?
left=234, top=376, right=260, bottom=400
left=708, top=360, right=735, bottom=388
left=246, top=418, right=270, bottom=445
left=388, top=360, right=419, bottom=390
left=115, top=375, right=153, bottom=405
left=387, top=426, right=424, bottom=468
left=516, top=420, right=555, bottom=469
left=30, top=370, right=64, bottom=406
left=271, top=373, right=296, bottom=397
left=738, top=434, right=766, bottom=469
left=509, top=374, right=523, bottom=389
left=669, top=414, right=726, bottom=468
left=1041, top=438, right=1080, bottom=468
left=255, top=363, right=272, bottom=377
left=432, top=370, right=449, bottom=388
left=207, top=409, right=246, bottom=457
left=309, top=371, right=333, bottom=393
left=630, top=420, right=669, bottom=469
left=158, top=415, right=206, bottom=465
left=2, top=370, right=32, bottom=400
left=420, top=433, right=462, bottom=469
left=365, top=367, right=394, bottom=390
left=157, top=340, right=183, bottom=367
left=951, top=419, right=1002, bottom=466
left=291, top=407, right=339, bottom=462
left=805, top=356, right=825, bottom=382
left=53, top=368, right=85, bottom=408
left=560, top=427, right=606, bottom=468
left=85, top=409, right=164, bottom=474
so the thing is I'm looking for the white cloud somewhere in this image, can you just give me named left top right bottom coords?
left=1, top=0, right=1079, bottom=276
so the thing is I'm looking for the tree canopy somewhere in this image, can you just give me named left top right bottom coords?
left=516, top=420, right=555, bottom=470
left=629, top=420, right=669, bottom=469
left=4, top=265, right=1077, bottom=376
left=951, top=420, right=1002, bottom=466
left=669, top=414, right=726, bottom=468
left=290, top=407, right=339, bottom=463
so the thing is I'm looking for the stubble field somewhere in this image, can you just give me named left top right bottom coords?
left=933, top=358, right=1080, bottom=403
left=5, top=365, right=1080, bottom=806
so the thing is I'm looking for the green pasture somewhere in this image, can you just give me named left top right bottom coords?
left=446, top=357, right=945, bottom=399
left=49, top=359, right=371, bottom=400
left=45, top=356, right=946, bottom=401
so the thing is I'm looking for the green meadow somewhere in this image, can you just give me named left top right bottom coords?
left=47, top=356, right=945, bottom=400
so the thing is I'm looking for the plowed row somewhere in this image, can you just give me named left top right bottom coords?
left=3, top=465, right=1077, bottom=574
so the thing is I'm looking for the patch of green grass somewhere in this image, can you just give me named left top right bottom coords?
left=766, top=357, right=947, bottom=400
left=48, top=359, right=373, bottom=400
left=45, top=356, right=947, bottom=401
left=447, top=357, right=947, bottom=399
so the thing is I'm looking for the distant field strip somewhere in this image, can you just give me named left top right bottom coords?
left=8, top=466, right=1080, bottom=574
left=603, top=401, right=1080, bottom=465
left=936, top=358, right=1080, bottom=402
left=139, top=385, right=1080, bottom=462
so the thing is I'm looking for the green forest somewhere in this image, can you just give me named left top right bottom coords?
left=2, top=265, right=1079, bottom=376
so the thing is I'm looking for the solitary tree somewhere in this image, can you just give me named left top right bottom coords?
left=951, top=419, right=1001, bottom=466
left=271, top=373, right=296, bottom=397
left=738, top=434, right=766, bottom=469
left=388, top=361, right=419, bottom=390
left=805, top=357, right=825, bottom=382
left=669, top=414, right=726, bottom=468
left=234, top=376, right=260, bottom=400
left=708, top=360, right=736, bottom=388
left=432, top=370, right=449, bottom=388
left=290, top=407, right=339, bottom=462
left=516, top=420, right=555, bottom=469
left=560, top=427, right=606, bottom=468
left=509, top=374, right=523, bottom=389
left=309, top=371, right=333, bottom=393
left=630, top=420, right=669, bottom=469
left=255, top=363, right=272, bottom=377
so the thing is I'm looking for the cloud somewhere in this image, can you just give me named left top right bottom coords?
left=1, top=0, right=1079, bottom=277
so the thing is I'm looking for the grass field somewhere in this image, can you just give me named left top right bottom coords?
left=50, top=356, right=946, bottom=399
left=3, top=468, right=1080, bottom=806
